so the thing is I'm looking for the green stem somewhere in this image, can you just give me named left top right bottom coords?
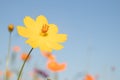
left=54, top=72, right=58, bottom=80
left=7, top=33, right=11, bottom=68
left=5, top=32, right=12, bottom=80
left=17, top=48, right=33, bottom=80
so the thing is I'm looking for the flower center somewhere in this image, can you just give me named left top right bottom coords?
left=40, top=24, right=49, bottom=36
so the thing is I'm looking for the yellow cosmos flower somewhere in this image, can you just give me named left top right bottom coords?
left=17, top=15, right=67, bottom=52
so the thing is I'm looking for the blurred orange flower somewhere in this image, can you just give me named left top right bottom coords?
left=6, top=70, right=13, bottom=78
left=13, top=46, right=21, bottom=52
left=47, top=60, right=66, bottom=72
left=84, top=74, right=95, bottom=80
left=20, top=53, right=31, bottom=61
left=41, top=52, right=55, bottom=60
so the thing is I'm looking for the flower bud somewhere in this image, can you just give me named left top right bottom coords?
left=8, top=24, right=14, bottom=32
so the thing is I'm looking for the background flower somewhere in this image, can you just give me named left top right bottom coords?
left=41, top=51, right=55, bottom=60
left=34, top=68, right=49, bottom=78
left=6, top=70, right=13, bottom=78
left=12, top=46, right=21, bottom=53
left=84, top=74, right=95, bottom=80
left=20, top=53, right=31, bottom=61
left=47, top=60, right=66, bottom=72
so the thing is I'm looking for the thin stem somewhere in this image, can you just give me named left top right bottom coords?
left=54, top=72, right=58, bottom=80
left=7, top=33, right=11, bottom=68
left=17, top=48, right=33, bottom=80
left=5, top=32, right=12, bottom=80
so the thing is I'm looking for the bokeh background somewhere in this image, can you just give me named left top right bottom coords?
left=0, top=0, right=120, bottom=80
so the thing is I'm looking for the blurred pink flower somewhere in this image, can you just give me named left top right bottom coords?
left=0, top=71, right=2, bottom=76
left=13, top=46, right=21, bottom=52
left=29, top=71, right=36, bottom=78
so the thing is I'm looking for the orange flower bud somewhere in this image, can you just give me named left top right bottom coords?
left=8, top=24, right=14, bottom=32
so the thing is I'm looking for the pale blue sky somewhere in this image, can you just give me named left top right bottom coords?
left=0, top=0, right=120, bottom=80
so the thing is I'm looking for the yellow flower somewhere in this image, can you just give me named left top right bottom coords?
left=17, top=15, right=67, bottom=52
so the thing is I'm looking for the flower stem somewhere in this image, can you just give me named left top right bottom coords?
left=17, top=48, right=33, bottom=80
left=5, top=32, right=12, bottom=80
left=54, top=73, right=58, bottom=80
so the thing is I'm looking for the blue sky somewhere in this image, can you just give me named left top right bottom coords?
left=0, top=0, right=120, bottom=80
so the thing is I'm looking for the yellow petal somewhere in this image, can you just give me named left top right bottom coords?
left=24, top=16, right=36, bottom=28
left=17, top=26, right=30, bottom=38
left=49, top=34, right=67, bottom=43
left=36, top=15, right=48, bottom=25
left=46, top=41, right=64, bottom=50
left=48, top=24, right=58, bottom=34
left=37, top=38, right=52, bottom=52
left=39, top=44, right=52, bottom=52
left=56, top=34, right=67, bottom=42
left=26, top=37, right=39, bottom=48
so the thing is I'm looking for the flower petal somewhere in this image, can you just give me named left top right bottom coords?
left=49, top=34, right=67, bottom=43
left=36, top=15, right=48, bottom=25
left=56, top=34, right=67, bottom=42
left=24, top=16, right=36, bottom=28
left=39, top=44, right=52, bottom=52
left=17, top=26, right=30, bottom=38
left=41, top=52, right=55, bottom=60
left=59, top=63, right=66, bottom=71
left=48, top=24, right=58, bottom=34
left=46, top=41, right=64, bottom=50
left=26, top=38, right=39, bottom=48
left=47, top=61, right=66, bottom=72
